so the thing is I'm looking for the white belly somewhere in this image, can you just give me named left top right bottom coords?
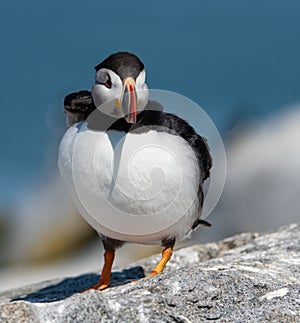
left=58, top=122, right=201, bottom=244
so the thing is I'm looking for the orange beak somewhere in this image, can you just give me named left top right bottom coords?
left=115, top=77, right=137, bottom=123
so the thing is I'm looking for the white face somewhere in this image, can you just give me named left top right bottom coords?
left=92, top=68, right=149, bottom=119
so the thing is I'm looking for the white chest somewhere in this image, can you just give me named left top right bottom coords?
left=58, top=122, right=201, bottom=243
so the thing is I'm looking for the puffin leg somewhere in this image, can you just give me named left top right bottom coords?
left=148, top=237, right=175, bottom=277
left=81, top=249, right=115, bottom=292
left=82, top=237, right=123, bottom=292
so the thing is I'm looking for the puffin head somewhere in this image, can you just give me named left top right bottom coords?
left=92, top=52, right=149, bottom=123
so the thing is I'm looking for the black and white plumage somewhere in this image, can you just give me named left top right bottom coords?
left=58, top=52, right=212, bottom=290
left=64, top=90, right=95, bottom=126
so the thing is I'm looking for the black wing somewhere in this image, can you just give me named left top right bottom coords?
left=63, top=90, right=96, bottom=126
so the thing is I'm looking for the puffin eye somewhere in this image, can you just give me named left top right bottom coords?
left=105, top=78, right=112, bottom=89
left=96, top=72, right=112, bottom=88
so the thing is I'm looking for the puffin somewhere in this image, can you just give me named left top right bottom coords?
left=58, top=52, right=212, bottom=291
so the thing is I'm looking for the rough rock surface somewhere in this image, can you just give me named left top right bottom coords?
left=0, top=223, right=299, bottom=322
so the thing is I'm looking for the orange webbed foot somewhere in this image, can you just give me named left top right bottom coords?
left=148, top=270, right=159, bottom=277
left=81, top=280, right=110, bottom=293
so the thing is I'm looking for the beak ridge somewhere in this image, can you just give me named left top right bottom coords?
left=122, top=77, right=137, bottom=123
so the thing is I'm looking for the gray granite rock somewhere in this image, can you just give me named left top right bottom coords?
left=0, top=223, right=299, bottom=322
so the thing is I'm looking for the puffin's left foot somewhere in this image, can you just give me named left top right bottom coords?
left=148, top=246, right=173, bottom=277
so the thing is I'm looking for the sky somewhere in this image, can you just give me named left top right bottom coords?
left=0, top=0, right=300, bottom=207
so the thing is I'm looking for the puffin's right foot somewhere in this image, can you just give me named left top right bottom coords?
left=81, top=280, right=110, bottom=292
left=81, top=249, right=115, bottom=293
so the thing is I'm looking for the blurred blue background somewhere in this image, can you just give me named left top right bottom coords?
left=0, top=0, right=300, bottom=290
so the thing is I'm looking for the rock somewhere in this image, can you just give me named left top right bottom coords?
left=0, top=223, right=299, bottom=322
left=215, top=107, right=300, bottom=236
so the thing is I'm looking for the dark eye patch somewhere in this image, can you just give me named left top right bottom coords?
left=97, top=72, right=112, bottom=88
left=105, top=77, right=112, bottom=88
